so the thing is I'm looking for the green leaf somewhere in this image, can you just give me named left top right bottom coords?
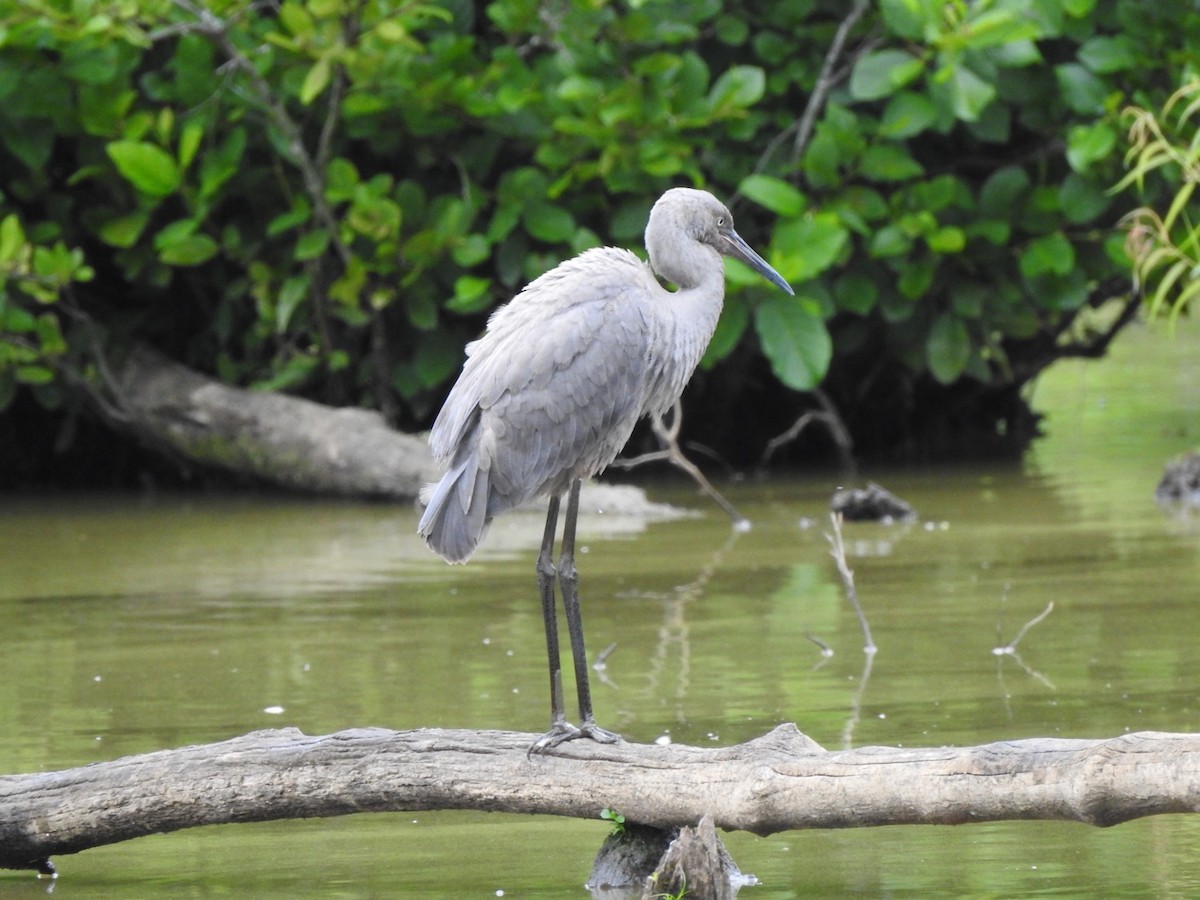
left=879, top=0, right=928, bottom=39
left=178, top=118, right=205, bottom=171
left=951, top=281, right=988, bottom=318
left=899, top=257, right=935, bottom=298
left=106, top=140, right=181, bottom=197
left=771, top=213, right=848, bottom=282
left=738, top=175, right=805, bottom=217
left=267, top=200, right=313, bottom=237
left=1025, top=268, right=1088, bottom=311
left=1078, top=35, right=1136, bottom=73
left=3, top=122, right=54, bottom=171
left=294, top=229, right=330, bottom=261
left=753, top=295, right=831, bottom=391
left=940, top=64, right=995, bottom=122
left=278, top=1, right=315, bottom=37
left=708, top=65, right=764, bottom=112
left=62, top=40, right=120, bottom=85
left=834, top=272, right=878, bottom=315
left=15, top=365, right=55, bottom=385
left=96, top=211, right=149, bottom=248
left=277, top=275, right=309, bottom=332
left=1059, top=173, right=1111, bottom=224
left=325, top=157, right=361, bottom=201
left=0, top=214, right=25, bottom=262
left=1065, top=122, right=1116, bottom=172
left=1019, top=233, right=1075, bottom=278
left=859, top=144, right=924, bottom=182
left=158, top=234, right=219, bottom=266
left=2, top=305, right=37, bottom=332
left=199, top=128, right=246, bottom=198
left=252, top=353, right=319, bottom=392
left=522, top=203, right=575, bottom=244
left=1054, top=63, right=1106, bottom=115
left=445, top=275, right=493, bottom=314
left=957, top=8, right=1044, bottom=49
left=452, top=234, right=491, bottom=268
left=409, top=329, right=466, bottom=391
left=979, top=166, right=1030, bottom=217
left=301, top=56, right=332, bottom=105
left=879, top=91, right=938, bottom=139
left=850, top=50, right=924, bottom=101
left=926, top=226, right=965, bottom=253
left=869, top=225, right=912, bottom=258
left=926, top=313, right=970, bottom=384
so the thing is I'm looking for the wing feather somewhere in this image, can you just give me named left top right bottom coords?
left=422, top=248, right=661, bottom=561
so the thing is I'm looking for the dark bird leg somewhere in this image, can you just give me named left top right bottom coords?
left=529, top=482, right=620, bottom=753
left=531, top=493, right=580, bottom=753
left=558, top=480, right=620, bottom=744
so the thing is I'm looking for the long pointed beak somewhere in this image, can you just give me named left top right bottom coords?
left=723, top=229, right=794, bottom=295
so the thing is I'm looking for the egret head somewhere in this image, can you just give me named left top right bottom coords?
left=645, top=188, right=793, bottom=295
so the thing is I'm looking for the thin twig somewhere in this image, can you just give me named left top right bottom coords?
left=827, top=509, right=877, bottom=749
left=841, top=648, right=876, bottom=750
left=806, top=633, right=833, bottom=657
left=593, top=641, right=617, bottom=671
left=592, top=641, right=619, bottom=689
left=805, top=632, right=834, bottom=671
left=790, top=0, right=872, bottom=170
left=993, top=602, right=1054, bottom=656
left=735, top=0, right=873, bottom=202
left=826, top=511, right=876, bottom=654
left=759, top=389, right=855, bottom=473
left=613, top=401, right=748, bottom=528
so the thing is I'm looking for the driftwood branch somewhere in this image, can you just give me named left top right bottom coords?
left=107, top=344, right=438, bottom=498
left=4, top=724, right=1200, bottom=874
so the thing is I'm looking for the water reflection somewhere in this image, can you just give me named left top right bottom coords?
left=2, top=322, right=1200, bottom=894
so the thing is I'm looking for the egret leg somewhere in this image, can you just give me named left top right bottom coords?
left=530, top=494, right=580, bottom=754
left=558, top=480, right=620, bottom=745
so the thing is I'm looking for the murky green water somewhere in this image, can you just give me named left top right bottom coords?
left=2, top=319, right=1199, bottom=896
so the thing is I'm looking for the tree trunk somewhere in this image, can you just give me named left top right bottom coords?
left=3, top=724, right=1199, bottom=876
left=110, top=344, right=438, bottom=498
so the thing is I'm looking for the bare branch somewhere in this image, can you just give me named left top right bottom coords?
left=737, top=0, right=873, bottom=195
left=826, top=511, right=876, bottom=654
left=613, top=401, right=748, bottom=528
left=759, top=389, right=855, bottom=472
left=994, top=602, right=1054, bottom=656
left=790, top=0, right=872, bottom=169
left=6, top=725, right=1200, bottom=872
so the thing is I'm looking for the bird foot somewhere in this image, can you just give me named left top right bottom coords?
left=578, top=718, right=621, bottom=744
left=528, top=718, right=622, bottom=756
left=528, top=720, right=581, bottom=756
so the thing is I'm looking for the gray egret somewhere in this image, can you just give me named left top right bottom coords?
left=419, top=187, right=794, bottom=752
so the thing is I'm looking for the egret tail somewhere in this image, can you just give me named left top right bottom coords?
left=418, top=457, right=491, bottom=564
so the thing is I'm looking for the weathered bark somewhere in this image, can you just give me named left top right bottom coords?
left=110, top=344, right=438, bottom=498
left=638, top=814, right=746, bottom=900
left=3, top=724, right=1200, bottom=874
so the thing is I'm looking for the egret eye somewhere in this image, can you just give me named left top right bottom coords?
left=716, top=216, right=726, bottom=227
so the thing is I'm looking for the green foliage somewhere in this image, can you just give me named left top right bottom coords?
left=1117, top=80, right=1200, bottom=324
left=599, top=806, right=626, bottom=836
left=0, top=0, right=1195, bottom=442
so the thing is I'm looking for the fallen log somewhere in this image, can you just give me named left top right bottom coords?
left=3, top=724, right=1200, bottom=876
left=110, top=344, right=437, bottom=498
